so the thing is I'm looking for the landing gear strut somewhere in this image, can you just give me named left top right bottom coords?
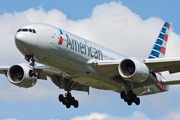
left=58, top=92, right=79, bottom=108
left=29, top=59, right=38, bottom=77
left=58, top=79, right=79, bottom=108
left=120, top=90, right=140, bottom=106
left=25, top=55, right=38, bottom=77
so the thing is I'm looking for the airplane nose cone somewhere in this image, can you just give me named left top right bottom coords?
left=15, top=32, right=35, bottom=55
left=15, top=33, right=24, bottom=44
left=15, top=32, right=34, bottom=47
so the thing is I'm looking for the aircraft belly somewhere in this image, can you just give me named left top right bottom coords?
left=133, top=84, right=166, bottom=96
left=72, top=75, right=123, bottom=91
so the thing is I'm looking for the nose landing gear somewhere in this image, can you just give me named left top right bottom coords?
left=25, top=55, right=38, bottom=77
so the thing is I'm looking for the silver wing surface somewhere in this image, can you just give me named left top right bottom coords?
left=0, top=64, right=89, bottom=93
left=89, top=58, right=180, bottom=84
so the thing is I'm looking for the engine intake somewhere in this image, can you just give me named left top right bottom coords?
left=118, top=58, right=149, bottom=83
left=7, top=63, right=37, bottom=88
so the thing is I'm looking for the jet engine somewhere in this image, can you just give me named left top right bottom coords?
left=7, top=63, right=37, bottom=88
left=118, top=58, right=149, bottom=83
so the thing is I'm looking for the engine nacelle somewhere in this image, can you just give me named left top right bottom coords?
left=118, top=58, right=149, bottom=83
left=7, top=63, right=37, bottom=88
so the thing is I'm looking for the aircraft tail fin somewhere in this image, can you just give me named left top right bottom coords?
left=149, top=22, right=170, bottom=59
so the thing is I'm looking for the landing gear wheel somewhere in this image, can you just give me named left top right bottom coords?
left=71, top=97, right=75, bottom=101
left=120, top=91, right=126, bottom=99
left=28, top=55, right=38, bottom=78
left=127, top=100, right=132, bottom=106
left=73, top=100, right=79, bottom=108
left=29, top=70, right=33, bottom=77
left=29, top=70, right=37, bottom=77
left=135, top=97, right=140, bottom=105
left=66, top=103, right=71, bottom=108
left=58, top=92, right=79, bottom=108
left=120, top=90, right=140, bottom=106
left=132, top=94, right=137, bottom=102
left=124, top=97, right=128, bottom=102
left=62, top=100, right=66, bottom=105
left=58, top=94, right=64, bottom=102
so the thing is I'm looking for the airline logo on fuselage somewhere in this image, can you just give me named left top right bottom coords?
left=57, top=29, right=103, bottom=60
left=58, top=29, right=64, bottom=45
left=58, top=36, right=63, bottom=45
left=65, top=34, right=103, bottom=60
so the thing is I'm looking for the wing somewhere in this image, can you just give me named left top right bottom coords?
left=0, top=64, right=89, bottom=93
left=88, top=60, right=121, bottom=78
left=0, top=66, right=10, bottom=76
left=144, top=57, right=180, bottom=74
left=89, top=57, right=180, bottom=78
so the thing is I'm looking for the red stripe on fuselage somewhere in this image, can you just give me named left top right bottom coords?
left=155, top=80, right=166, bottom=92
left=155, top=73, right=166, bottom=92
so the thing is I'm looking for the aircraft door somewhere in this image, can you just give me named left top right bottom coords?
left=50, top=31, right=56, bottom=44
left=49, top=29, right=60, bottom=46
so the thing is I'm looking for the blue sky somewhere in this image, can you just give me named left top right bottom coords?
left=1, top=0, right=179, bottom=34
left=1, top=0, right=180, bottom=120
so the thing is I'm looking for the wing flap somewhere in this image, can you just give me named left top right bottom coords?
left=144, top=57, right=180, bottom=73
left=88, top=60, right=121, bottom=78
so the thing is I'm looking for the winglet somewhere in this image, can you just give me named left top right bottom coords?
left=149, top=22, right=170, bottom=59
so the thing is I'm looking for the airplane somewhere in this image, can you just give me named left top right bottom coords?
left=1, top=22, right=180, bottom=108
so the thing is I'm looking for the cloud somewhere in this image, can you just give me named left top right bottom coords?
left=71, top=112, right=107, bottom=120
left=70, top=112, right=151, bottom=120
left=0, top=1, right=180, bottom=115
left=0, top=118, right=18, bottom=120
left=70, top=111, right=180, bottom=120
left=2, top=110, right=180, bottom=120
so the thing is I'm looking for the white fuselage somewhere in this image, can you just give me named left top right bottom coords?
left=15, top=23, right=168, bottom=96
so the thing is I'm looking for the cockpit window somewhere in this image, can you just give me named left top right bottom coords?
left=22, top=29, right=28, bottom=32
left=17, top=29, right=21, bottom=32
left=29, top=29, right=32, bottom=33
left=32, top=29, right=36, bottom=33
left=17, top=28, right=36, bottom=33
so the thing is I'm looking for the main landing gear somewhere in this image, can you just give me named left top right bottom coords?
left=120, top=90, right=140, bottom=106
left=58, top=92, right=79, bottom=108
left=58, top=79, right=79, bottom=108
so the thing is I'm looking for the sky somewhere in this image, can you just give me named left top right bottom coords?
left=1, top=0, right=180, bottom=120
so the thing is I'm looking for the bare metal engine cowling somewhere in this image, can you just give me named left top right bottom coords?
left=7, top=63, right=37, bottom=88
left=118, top=58, right=149, bottom=83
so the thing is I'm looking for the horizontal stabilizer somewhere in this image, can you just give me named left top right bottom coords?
left=161, top=80, right=180, bottom=85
